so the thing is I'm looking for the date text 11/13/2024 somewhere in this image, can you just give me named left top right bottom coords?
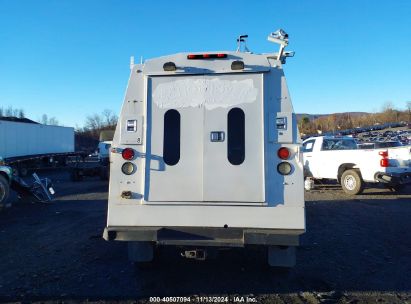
left=149, top=296, right=257, bottom=303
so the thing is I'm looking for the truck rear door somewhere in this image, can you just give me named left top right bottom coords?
left=146, top=73, right=264, bottom=203
left=202, top=74, right=264, bottom=202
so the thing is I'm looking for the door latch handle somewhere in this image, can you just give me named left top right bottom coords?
left=210, top=131, right=225, bottom=142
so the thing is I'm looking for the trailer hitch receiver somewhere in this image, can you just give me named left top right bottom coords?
left=181, top=249, right=207, bottom=261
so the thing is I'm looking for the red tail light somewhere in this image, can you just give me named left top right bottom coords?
left=278, top=147, right=290, bottom=160
left=380, top=158, right=389, bottom=167
left=187, top=53, right=227, bottom=59
left=379, top=150, right=390, bottom=167
left=122, top=148, right=135, bottom=160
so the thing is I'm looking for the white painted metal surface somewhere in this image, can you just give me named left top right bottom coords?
left=147, top=75, right=204, bottom=202
left=107, top=45, right=305, bottom=232
left=0, top=120, right=74, bottom=158
left=146, top=73, right=264, bottom=202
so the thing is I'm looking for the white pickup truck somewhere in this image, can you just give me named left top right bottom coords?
left=302, top=136, right=411, bottom=194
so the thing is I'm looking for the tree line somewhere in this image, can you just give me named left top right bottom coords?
left=0, top=106, right=60, bottom=125
left=0, top=106, right=25, bottom=118
left=74, top=110, right=118, bottom=152
left=299, top=101, right=411, bottom=135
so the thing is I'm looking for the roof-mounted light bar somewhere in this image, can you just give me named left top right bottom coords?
left=187, top=54, right=227, bottom=60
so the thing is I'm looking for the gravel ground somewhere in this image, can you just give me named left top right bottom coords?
left=0, top=171, right=410, bottom=303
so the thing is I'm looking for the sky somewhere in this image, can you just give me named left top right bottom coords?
left=0, top=0, right=410, bottom=127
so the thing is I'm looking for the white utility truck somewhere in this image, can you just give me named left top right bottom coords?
left=302, top=136, right=411, bottom=194
left=103, top=30, right=305, bottom=267
left=96, top=130, right=114, bottom=163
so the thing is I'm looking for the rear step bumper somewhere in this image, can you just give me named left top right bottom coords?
left=375, top=171, right=411, bottom=185
left=103, top=226, right=303, bottom=247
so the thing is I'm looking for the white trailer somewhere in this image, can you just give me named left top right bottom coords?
left=103, top=30, right=305, bottom=267
left=0, top=118, right=75, bottom=174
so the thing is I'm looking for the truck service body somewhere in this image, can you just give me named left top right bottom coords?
left=104, top=31, right=305, bottom=266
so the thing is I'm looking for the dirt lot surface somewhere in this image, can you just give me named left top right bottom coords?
left=0, top=171, right=410, bottom=303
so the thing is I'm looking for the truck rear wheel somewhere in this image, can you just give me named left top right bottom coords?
left=0, top=175, right=10, bottom=204
left=128, top=241, right=154, bottom=263
left=267, top=246, right=296, bottom=268
left=341, top=169, right=364, bottom=195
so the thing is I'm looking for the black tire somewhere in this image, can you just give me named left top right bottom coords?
left=267, top=246, right=296, bottom=268
left=128, top=242, right=154, bottom=264
left=341, top=169, right=364, bottom=195
left=0, top=175, right=10, bottom=204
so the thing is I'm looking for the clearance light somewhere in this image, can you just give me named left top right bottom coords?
left=121, top=162, right=135, bottom=175
left=122, top=148, right=135, bottom=160
left=163, top=62, right=177, bottom=71
left=278, top=147, right=290, bottom=160
left=277, top=162, right=292, bottom=175
left=187, top=54, right=227, bottom=59
left=231, top=60, right=245, bottom=70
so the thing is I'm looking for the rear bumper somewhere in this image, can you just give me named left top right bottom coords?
left=375, top=171, right=411, bottom=185
left=103, top=226, right=303, bottom=247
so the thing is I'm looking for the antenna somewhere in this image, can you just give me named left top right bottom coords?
left=130, top=56, right=135, bottom=70
left=236, top=34, right=250, bottom=53
left=267, top=29, right=294, bottom=63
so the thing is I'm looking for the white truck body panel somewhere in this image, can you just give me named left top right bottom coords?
left=105, top=48, right=305, bottom=247
left=0, top=120, right=74, bottom=159
left=147, top=73, right=264, bottom=202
